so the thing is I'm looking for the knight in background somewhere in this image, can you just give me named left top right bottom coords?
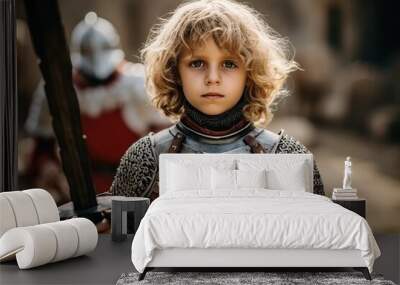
left=25, top=12, right=170, bottom=195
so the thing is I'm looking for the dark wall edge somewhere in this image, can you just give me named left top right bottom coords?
left=0, top=0, right=17, bottom=192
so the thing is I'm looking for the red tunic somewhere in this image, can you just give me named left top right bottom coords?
left=74, top=62, right=168, bottom=193
left=81, top=108, right=142, bottom=193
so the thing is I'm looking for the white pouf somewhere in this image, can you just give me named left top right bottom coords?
left=0, top=218, right=98, bottom=269
left=42, top=221, right=79, bottom=262
left=0, top=191, right=39, bottom=227
left=0, top=189, right=60, bottom=238
left=0, top=196, right=17, bottom=237
left=0, top=225, right=57, bottom=269
left=24, top=188, right=60, bottom=224
left=65, top=218, right=98, bottom=257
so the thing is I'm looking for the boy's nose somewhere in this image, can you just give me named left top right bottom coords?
left=205, top=66, right=221, bottom=85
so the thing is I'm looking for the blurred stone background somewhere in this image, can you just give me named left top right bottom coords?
left=15, top=0, right=400, bottom=233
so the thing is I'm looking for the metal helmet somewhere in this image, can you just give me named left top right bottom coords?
left=70, top=12, right=125, bottom=79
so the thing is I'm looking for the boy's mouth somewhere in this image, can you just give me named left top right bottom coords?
left=201, top=92, right=225, bottom=99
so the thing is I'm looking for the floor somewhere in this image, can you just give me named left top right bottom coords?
left=0, top=235, right=134, bottom=285
left=0, top=234, right=398, bottom=285
left=374, top=234, right=400, bottom=284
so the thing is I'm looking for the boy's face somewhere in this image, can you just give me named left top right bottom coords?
left=178, top=37, right=247, bottom=115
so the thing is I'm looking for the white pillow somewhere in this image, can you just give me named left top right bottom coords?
left=211, top=168, right=268, bottom=190
left=166, top=158, right=236, bottom=171
left=236, top=169, right=267, bottom=189
left=237, top=157, right=310, bottom=192
left=266, top=163, right=307, bottom=191
left=211, top=168, right=236, bottom=190
left=167, top=162, right=211, bottom=191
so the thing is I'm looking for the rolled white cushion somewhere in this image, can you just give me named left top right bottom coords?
left=0, top=191, right=39, bottom=227
left=0, top=218, right=98, bottom=269
left=0, top=196, right=17, bottom=237
left=23, top=189, right=59, bottom=224
left=0, top=189, right=60, bottom=239
left=0, top=226, right=57, bottom=269
left=42, top=221, right=79, bottom=262
left=65, top=218, right=98, bottom=257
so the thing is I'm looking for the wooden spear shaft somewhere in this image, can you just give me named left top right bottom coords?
left=23, top=0, right=97, bottom=211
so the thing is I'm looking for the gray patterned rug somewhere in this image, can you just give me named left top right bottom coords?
left=116, top=271, right=396, bottom=285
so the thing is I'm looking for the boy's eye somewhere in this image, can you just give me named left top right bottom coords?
left=189, top=60, right=204, bottom=68
left=188, top=59, right=238, bottom=70
left=223, top=60, right=237, bottom=69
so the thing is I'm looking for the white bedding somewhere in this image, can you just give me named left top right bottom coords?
left=131, top=190, right=380, bottom=273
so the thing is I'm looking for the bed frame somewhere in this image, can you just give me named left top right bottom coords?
left=138, top=154, right=372, bottom=281
left=139, top=248, right=371, bottom=280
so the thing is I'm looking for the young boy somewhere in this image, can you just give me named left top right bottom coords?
left=111, top=0, right=324, bottom=201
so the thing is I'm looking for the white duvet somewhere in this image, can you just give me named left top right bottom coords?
left=131, top=190, right=380, bottom=273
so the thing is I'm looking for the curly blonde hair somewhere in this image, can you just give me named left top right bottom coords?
left=140, top=0, right=299, bottom=126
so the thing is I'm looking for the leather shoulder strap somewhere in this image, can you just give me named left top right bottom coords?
left=243, top=135, right=267, bottom=153
left=167, top=132, right=185, bottom=153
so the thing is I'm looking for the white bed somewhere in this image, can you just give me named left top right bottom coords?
left=130, top=154, right=380, bottom=280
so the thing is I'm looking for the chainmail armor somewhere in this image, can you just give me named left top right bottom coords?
left=274, top=134, right=325, bottom=196
left=110, top=136, right=157, bottom=198
left=110, top=131, right=325, bottom=199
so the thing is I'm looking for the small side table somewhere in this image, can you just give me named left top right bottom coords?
left=332, top=198, right=366, bottom=218
left=111, top=196, right=150, bottom=242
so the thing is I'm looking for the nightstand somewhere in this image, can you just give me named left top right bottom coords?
left=332, top=198, right=366, bottom=218
left=111, top=197, right=150, bottom=242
